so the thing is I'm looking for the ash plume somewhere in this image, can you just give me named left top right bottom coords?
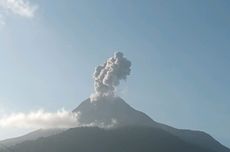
left=91, top=52, right=131, bottom=101
left=0, top=52, right=131, bottom=129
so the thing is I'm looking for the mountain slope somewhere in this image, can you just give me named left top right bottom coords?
left=73, top=97, right=230, bottom=152
left=0, top=129, right=64, bottom=147
left=158, top=124, right=230, bottom=152
left=9, top=126, right=216, bottom=152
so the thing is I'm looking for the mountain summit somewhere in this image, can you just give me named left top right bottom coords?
left=73, top=97, right=156, bottom=127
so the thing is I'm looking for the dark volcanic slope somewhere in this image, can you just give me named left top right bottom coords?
left=10, top=126, right=216, bottom=152
left=73, top=97, right=230, bottom=152
left=0, top=129, right=64, bottom=147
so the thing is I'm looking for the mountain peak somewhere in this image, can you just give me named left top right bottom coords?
left=73, top=97, right=156, bottom=127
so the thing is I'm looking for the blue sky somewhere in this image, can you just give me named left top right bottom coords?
left=0, top=0, right=229, bottom=147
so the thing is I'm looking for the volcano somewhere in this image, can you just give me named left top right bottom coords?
left=1, top=97, right=229, bottom=152
left=0, top=52, right=229, bottom=152
left=0, top=97, right=230, bottom=152
left=72, top=97, right=156, bottom=127
left=72, top=96, right=230, bottom=152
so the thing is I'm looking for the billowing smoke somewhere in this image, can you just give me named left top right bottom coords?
left=91, top=52, right=131, bottom=101
left=0, top=109, right=117, bottom=129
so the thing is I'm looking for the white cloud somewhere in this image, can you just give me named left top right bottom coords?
left=0, top=109, right=117, bottom=129
left=0, top=109, right=80, bottom=129
left=0, top=0, right=37, bottom=18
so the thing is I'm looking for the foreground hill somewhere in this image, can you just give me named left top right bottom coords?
left=0, top=129, right=64, bottom=147
left=8, top=126, right=217, bottom=152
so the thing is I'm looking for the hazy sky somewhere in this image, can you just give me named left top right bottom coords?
left=0, top=0, right=229, bottom=148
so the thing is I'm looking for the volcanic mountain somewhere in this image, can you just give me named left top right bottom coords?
left=1, top=96, right=229, bottom=152
left=72, top=97, right=156, bottom=127
left=73, top=96, right=230, bottom=152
